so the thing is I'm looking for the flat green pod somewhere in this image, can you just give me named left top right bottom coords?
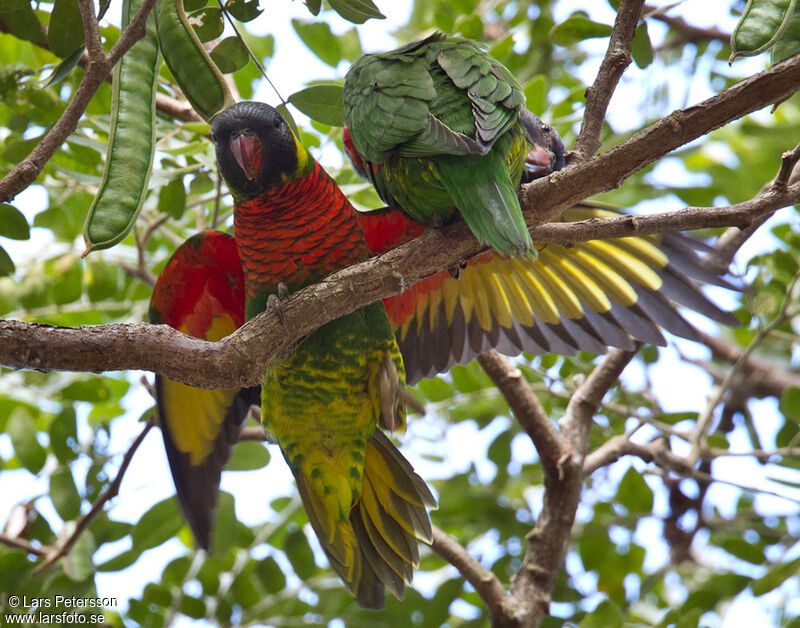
left=82, top=0, right=160, bottom=256
left=730, top=0, right=798, bottom=62
left=155, top=0, right=233, bottom=121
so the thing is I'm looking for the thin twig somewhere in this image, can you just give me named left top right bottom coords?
left=574, top=0, right=644, bottom=159
left=0, top=532, right=51, bottom=557
left=77, top=0, right=104, bottom=61
left=430, top=526, right=508, bottom=623
left=33, top=419, right=155, bottom=573
left=477, top=351, right=567, bottom=480
left=687, top=272, right=800, bottom=467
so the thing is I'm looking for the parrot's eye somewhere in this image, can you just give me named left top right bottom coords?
left=273, top=118, right=282, bottom=129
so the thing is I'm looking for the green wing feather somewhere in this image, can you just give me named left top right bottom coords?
left=343, top=32, right=533, bottom=256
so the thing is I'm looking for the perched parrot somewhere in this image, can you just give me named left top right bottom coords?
left=343, top=31, right=550, bottom=257
left=342, top=56, right=737, bottom=383
left=149, top=231, right=258, bottom=549
left=207, top=100, right=436, bottom=609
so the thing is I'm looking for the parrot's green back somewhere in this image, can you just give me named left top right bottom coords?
left=343, top=32, right=534, bottom=256
left=211, top=101, right=435, bottom=609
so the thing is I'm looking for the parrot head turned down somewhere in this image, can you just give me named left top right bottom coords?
left=343, top=31, right=560, bottom=257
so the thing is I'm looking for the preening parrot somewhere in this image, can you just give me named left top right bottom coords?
left=343, top=31, right=556, bottom=257
left=207, top=100, right=436, bottom=609
left=342, top=34, right=737, bottom=384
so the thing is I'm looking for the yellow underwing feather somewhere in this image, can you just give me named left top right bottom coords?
left=579, top=240, right=663, bottom=291
left=565, top=247, right=638, bottom=306
left=481, top=262, right=514, bottom=328
left=612, top=236, right=669, bottom=270
left=531, top=258, right=585, bottom=320
left=463, top=264, right=494, bottom=330
left=511, top=258, right=561, bottom=324
left=441, top=272, right=463, bottom=322
left=497, top=263, right=536, bottom=327
left=538, top=247, right=613, bottom=313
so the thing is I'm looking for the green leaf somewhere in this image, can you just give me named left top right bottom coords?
left=749, top=556, right=800, bottom=596
left=0, top=0, right=30, bottom=11
left=304, top=0, right=321, bottom=15
left=49, top=407, right=79, bottom=464
left=292, top=20, right=342, bottom=67
left=550, top=12, right=613, bottom=47
left=97, top=548, right=140, bottom=572
left=44, top=45, right=86, bottom=86
left=225, top=0, right=261, bottom=22
left=158, top=177, right=187, bottom=219
left=227, top=441, right=270, bottom=471
left=285, top=527, right=317, bottom=579
left=524, top=76, right=547, bottom=118
left=0, top=2, right=46, bottom=46
left=64, top=529, right=96, bottom=581
left=0, top=246, right=14, bottom=276
left=189, top=7, right=223, bottom=43
left=211, top=491, right=236, bottom=554
left=781, top=385, right=800, bottom=420
left=50, top=467, right=82, bottom=520
left=328, top=0, right=384, bottom=23
left=288, top=84, right=344, bottom=127
left=48, top=0, right=85, bottom=57
left=210, top=36, right=250, bottom=74
left=631, top=21, right=654, bottom=68
left=7, top=407, right=47, bottom=474
left=580, top=599, right=624, bottom=627
left=255, top=556, right=286, bottom=594
left=131, top=497, right=184, bottom=550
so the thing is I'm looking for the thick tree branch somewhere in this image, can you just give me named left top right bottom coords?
left=4, top=55, right=800, bottom=385
left=477, top=351, right=567, bottom=480
left=491, top=349, right=637, bottom=626
left=1, top=179, right=796, bottom=386
left=522, top=52, right=800, bottom=227
left=574, top=0, right=643, bottom=159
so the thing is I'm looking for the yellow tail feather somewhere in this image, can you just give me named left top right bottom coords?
left=291, top=429, right=436, bottom=610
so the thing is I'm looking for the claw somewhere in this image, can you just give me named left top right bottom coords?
left=267, top=282, right=290, bottom=324
left=432, top=215, right=447, bottom=236
left=378, top=352, right=401, bottom=432
left=446, top=260, right=467, bottom=279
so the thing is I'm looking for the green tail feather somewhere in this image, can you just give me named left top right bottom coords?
left=290, top=429, right=436, bottom=610
left=437, top=148, right=533, bottom=257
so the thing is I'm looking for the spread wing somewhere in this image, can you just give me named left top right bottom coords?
left=357, top=205, right=739, bottom=385
left=149, top=231, right=258, bottom=548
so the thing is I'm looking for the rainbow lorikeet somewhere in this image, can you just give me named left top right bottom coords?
left=341, top=88, right=736, bottom=384
left=204, top=100, right=436, bottom=609
left=343, top=31, right=554, bottom=257
left=149, top=231, right=258, bottom=549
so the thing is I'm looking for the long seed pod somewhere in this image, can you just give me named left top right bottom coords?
left=81, top=0, right=160, bottom=257
left=730, top=0, right=798, bottom=62
left=155, top=0, right=234, bottom=121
